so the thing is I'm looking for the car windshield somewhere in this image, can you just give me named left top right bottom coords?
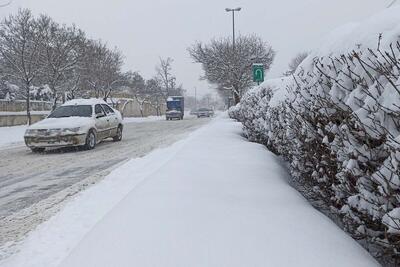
left=48, top=105, right=93, bottom=118
left=198, top=108, right=208, bottom=111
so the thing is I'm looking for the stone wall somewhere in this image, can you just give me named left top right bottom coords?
left=0, top=98, right=166, bottom=127
left=0, top=100, right=52, bottom=112
left=0, top=100, right=52, bottom=127
left=0, top=114, right=47, bottom=127
left=116, top=99, right=166, bottom=118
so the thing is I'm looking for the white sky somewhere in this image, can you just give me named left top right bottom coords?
left=0, top=0, right=394, bottom=96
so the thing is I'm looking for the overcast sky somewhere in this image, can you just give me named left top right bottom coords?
left=0, top=0, right=394, bottom=96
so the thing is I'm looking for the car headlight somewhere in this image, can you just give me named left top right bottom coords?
left=25, top=129, right=38, bottom=135
left=61, top=127, right=81, bottom=134
left=47, top=128, right=62, bottom=135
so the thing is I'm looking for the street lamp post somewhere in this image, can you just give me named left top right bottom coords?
left=225, top=7, right=241, bottom=105
left=225, top=7, right=241, bottom=51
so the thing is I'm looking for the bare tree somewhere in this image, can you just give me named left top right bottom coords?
left=283, top=52, right=308, bottom=76
left=0, top=7, right=174, bottom=116
left=156, top=57, right=178, bottom=99
left=189, top=34, right=275, bottom=104
left=80, top=40, right=123, bottom=101
left=0, top=9, right=43, bottom=125
left=124, top=71, right=145, bottom=95
left=146, top=78, right=165, bottom=116
left=36, top=15, right=86, bottom=110
left=100, top=48, right=124, bottom=101
left=123, top=71, right=149, bottom=116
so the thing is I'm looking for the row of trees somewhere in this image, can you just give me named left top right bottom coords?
left=0, top=9, right=184, bottom=124
left=123, top=57, right=184, bottom=110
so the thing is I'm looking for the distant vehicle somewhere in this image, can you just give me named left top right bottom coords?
left=190, top=109, right=198, bottom=116
left=197, top=108, right=213, bottom=118
left=24, top=99, right=123, bottom=152
left=166, top=96, right=184, bottom=120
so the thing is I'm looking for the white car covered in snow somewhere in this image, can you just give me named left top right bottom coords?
left=24, top=99, right=123, bottom=152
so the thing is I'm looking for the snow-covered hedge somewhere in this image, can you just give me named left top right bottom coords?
left=231, top=7, right=400, bottom=263
left=228, top=103, right=242, bottom=122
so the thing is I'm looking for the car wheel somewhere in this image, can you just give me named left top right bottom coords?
left=85, top=130, right=96, bottom=150
left=113, top=125, right=123, bottom=142
left=31, top=147, right=45, bottom=153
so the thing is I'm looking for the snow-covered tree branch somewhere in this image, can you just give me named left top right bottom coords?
left=189, top=34, right=275, bottom=104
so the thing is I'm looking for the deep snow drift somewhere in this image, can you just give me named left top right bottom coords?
left=1, top=116, right=379, bottom=267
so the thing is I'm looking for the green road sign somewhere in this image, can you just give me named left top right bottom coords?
left=252, top=64, right=264, bottom=83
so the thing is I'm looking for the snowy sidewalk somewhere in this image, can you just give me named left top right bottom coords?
left=1, top=116, right=379, bottom=267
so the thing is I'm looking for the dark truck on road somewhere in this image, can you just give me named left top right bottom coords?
left=166, top=96, right=184, bottom=120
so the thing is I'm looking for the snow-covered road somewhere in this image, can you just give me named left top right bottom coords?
left=0, top=117, right=209, bottom=260
left=0, top=116, right=379, bottom=267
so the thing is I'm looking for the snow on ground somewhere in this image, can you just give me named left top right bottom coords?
left=0, top=125, right=26, bottom=149
left=0, top=115, right=379, bottom=267
left=0, top=118, right=207, bottom=263
left=123, top=116, right=164, bottom=123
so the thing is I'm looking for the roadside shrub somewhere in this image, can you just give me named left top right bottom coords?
left=228, top=103, right=241, bottom=121
left=231, top=34, right=400, bottom=264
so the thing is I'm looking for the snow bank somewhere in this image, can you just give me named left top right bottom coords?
left=258, top=77, right=293, bottom=108
left=123, top=115, right=164, bottom=123
left=0, top=125, right=26, bottom=149
left=1, top=116, right=378, bottom=267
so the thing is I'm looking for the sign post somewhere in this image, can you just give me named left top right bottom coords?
left=252, top=64, right=264, bottom=85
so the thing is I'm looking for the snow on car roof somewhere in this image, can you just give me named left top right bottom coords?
left=167, top=96, right=183, bottom=101
left=62, top=98, right=108, bottom=106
